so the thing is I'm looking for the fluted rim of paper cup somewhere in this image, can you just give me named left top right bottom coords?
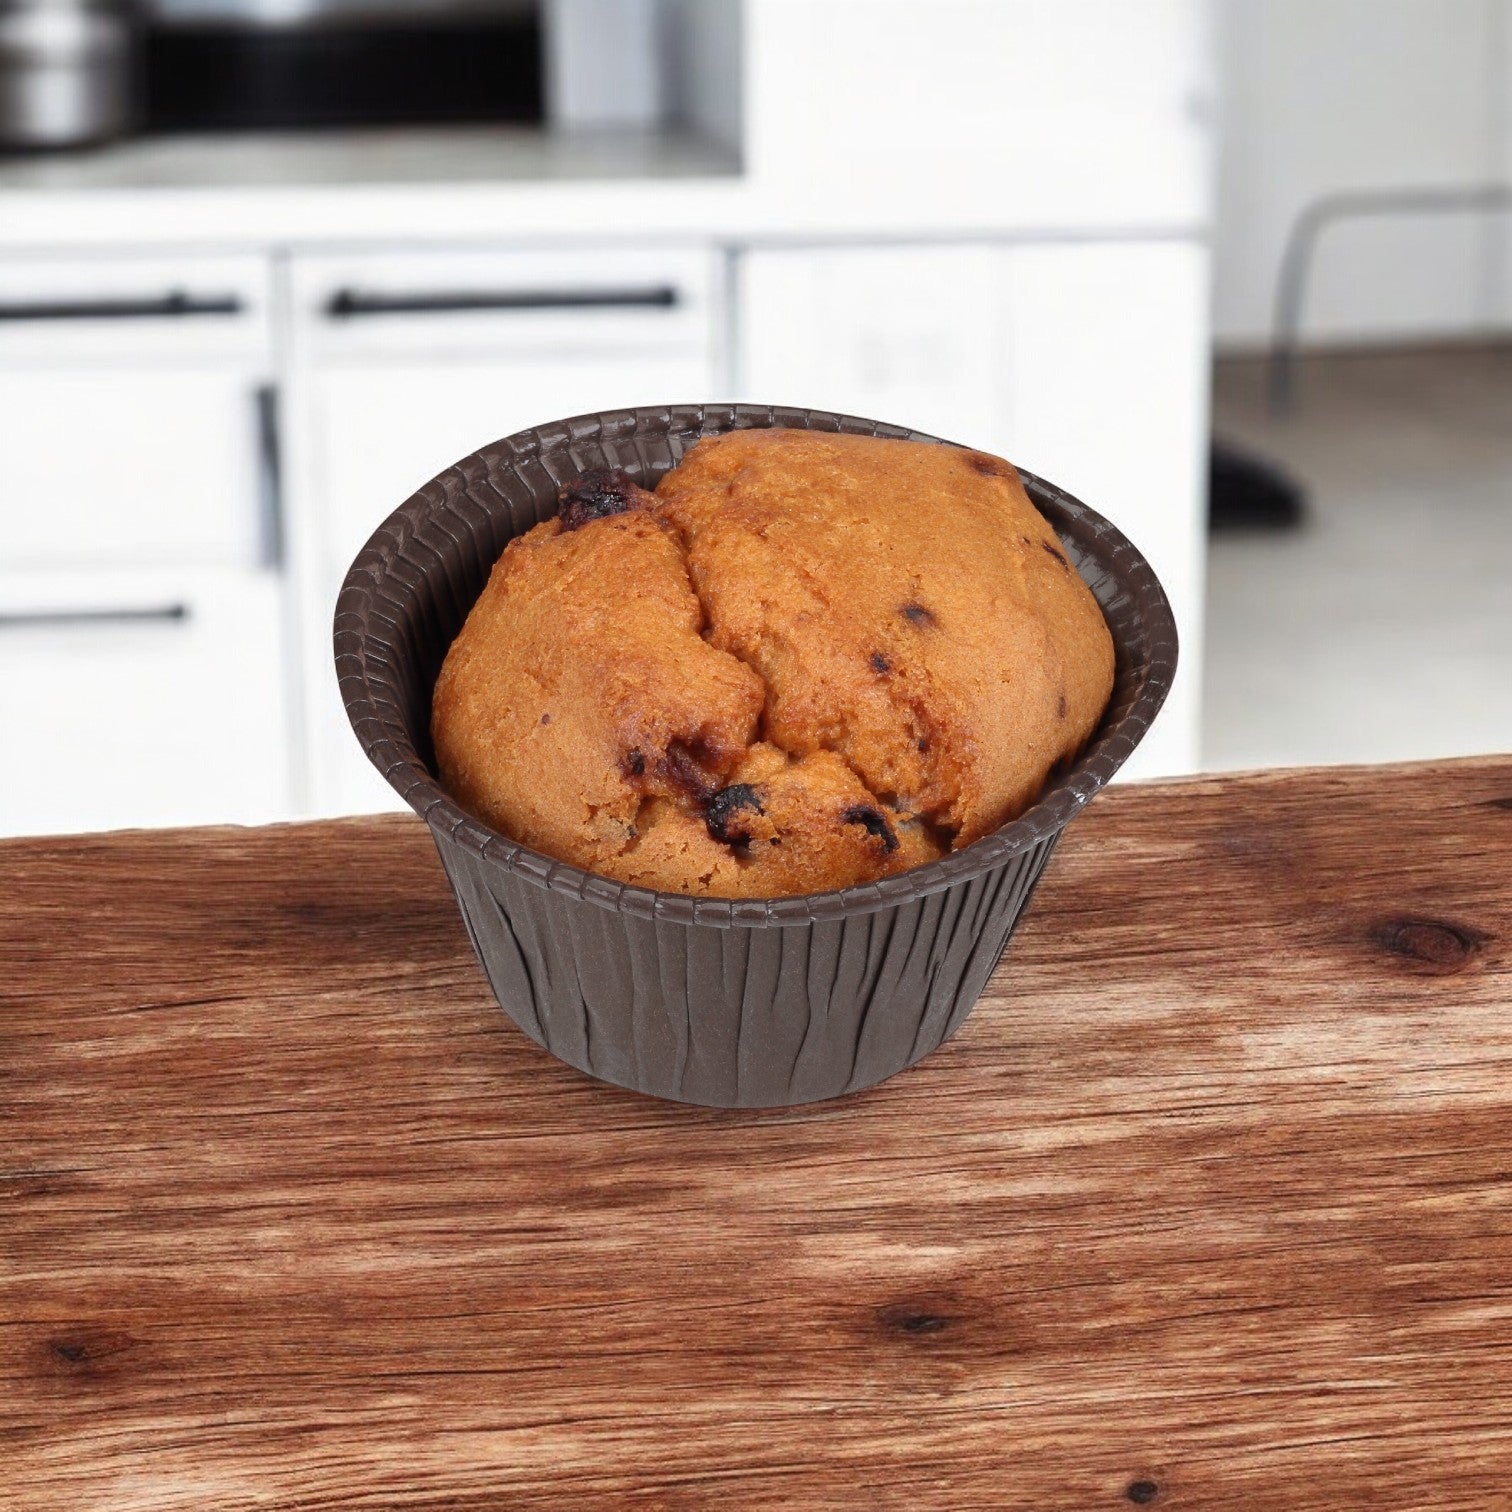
left=335, top=403, right=1178, bottom=928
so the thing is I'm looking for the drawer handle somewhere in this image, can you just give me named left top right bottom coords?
left=0, top=604, right=191, bottom=629
left=255, top=383, right=284, bottom=570
left=0, top=291, right=243, bottom=323
left=324, top=285, right=679, bottom=318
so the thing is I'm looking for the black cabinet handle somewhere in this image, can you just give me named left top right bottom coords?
left=0, top=605, right=191, bottom=629
left=255, top=383, right=284, bottom=570
left=0, top=291, right=243, bottom=322
left=324, top=286, right=679, bottom=318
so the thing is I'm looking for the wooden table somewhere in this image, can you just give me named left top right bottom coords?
left=4, top=757, right=1510, bottom=1510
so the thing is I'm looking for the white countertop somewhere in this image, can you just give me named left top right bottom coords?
left=0, top=124, right=740, bottom=195
left=0, top=126, right=751, bottom=251
left=0, top=123, right=1206, bottom=253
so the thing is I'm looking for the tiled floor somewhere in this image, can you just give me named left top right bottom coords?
left=1204, top=346, right=1512, bottom=771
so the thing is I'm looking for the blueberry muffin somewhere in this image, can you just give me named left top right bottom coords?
left=430, top=430, right=1114, bottom=897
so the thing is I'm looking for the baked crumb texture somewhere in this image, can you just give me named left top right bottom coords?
left=431, top=430, right=1115, bottom=898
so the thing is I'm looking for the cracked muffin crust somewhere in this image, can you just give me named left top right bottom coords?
left=430, top=430, right=1114, bottom=897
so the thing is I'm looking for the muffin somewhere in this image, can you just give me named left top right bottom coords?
left=341, top=404, right=1177, bottom=1106
left=430, top=429, right=1114, bottom=898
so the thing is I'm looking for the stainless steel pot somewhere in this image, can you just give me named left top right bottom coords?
left=0, top=1, right=138, bottom=149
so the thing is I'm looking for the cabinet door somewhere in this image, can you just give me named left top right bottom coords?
left=0, top=568, right=292, bottom=836
left=291, top=247, right=717, bottom=366
left=0, top=254, right=274, bottom=570
left=311, top=349, right=717, bottom=583
left=736, top=245, right=1007, bottom=446
left=298, top=349, right=718, bottom=816
left=736, top=241, right=1208, bottom=777
left=287, top=245, right=722, bottom=816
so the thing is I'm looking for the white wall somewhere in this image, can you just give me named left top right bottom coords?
left=1213, top=0, right=1512, bottom=350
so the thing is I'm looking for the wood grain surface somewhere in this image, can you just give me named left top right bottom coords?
left=3, top=757, right=1510, bottom=1511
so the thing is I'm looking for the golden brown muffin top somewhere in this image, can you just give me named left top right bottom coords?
left=431, top=429, right=1114, bottom=897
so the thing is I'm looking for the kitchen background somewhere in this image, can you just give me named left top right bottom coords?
left=0, top=0, right=1506, bottom=837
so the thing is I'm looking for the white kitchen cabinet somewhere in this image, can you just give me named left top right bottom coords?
left=746, top=0, right=1214, bottom=234
left=0, top=0, right=1215, bottom=842
left=736, top=240, right=1208, bottom=777
left=0, top=253, right=298, bottom=837
left=736, top=245, right=1008, bottom=444
left=0, top=568, right=292, bottom=835
left=286, top=244, right=723, bottom=815
left=306, top=349, right=718, bottom=590
left=0, top=254, right=276, bottom=570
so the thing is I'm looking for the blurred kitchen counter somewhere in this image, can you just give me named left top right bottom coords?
left=0, top=119, right=1207, bottom=249
left=0, top=124, right=739, bottom=193
left=0, top=124, right=760, bottom=247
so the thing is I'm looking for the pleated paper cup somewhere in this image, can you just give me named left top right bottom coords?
left=335, top=405, right=1177, bottom=1107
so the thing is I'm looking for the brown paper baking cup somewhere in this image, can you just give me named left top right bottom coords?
left=335, top=404, right=1177, bottom=1107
